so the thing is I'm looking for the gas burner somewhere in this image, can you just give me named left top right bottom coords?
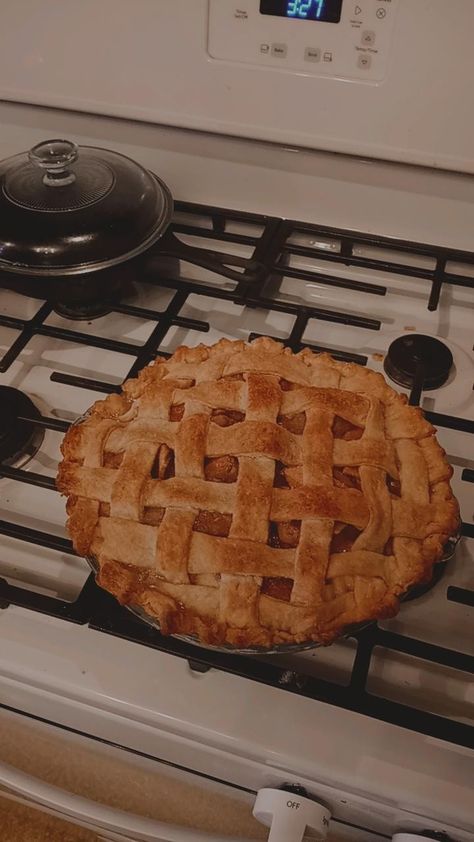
left=51, top=270, right=135, bottom=321
left=384, top=334, right=454, bottom=391
left=53, top=298, right=114, bottom=321
left=0, top=387, right=44, bottom=468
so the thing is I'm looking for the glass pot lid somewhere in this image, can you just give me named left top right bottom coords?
left=0, top=138, right=173, bottom=275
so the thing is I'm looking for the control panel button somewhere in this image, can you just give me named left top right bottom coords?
left=354, top=5, right=362, bottom=14
left=376, top=7, right=387, bottom=18
left=323, top=51, right=333, bottom=62
left=357, top=53, right=372, bottom=69
left=305, top=47, right=321, bottom=63
left=361, top=30, right=376, bottom=46
left=271, top=42, right=287, bottom=58
left=260, top=43, right=270, bottom=53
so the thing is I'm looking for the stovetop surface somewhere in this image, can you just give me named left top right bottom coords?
left=0, top=199, right=472, bottom=754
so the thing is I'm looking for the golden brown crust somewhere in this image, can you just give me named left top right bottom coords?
left=57, top=337, right=460, bottom=648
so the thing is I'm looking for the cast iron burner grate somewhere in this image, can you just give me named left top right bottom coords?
left=0, top=202, right=473, bottom=750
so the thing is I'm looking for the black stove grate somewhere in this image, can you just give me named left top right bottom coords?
left=0, top=202, right=473, bottom=749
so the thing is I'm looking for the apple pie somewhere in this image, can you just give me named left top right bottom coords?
left=57, top=338, right=459, bottom=648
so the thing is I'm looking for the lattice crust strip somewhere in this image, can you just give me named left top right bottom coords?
left=58, top=338, right=459, bottom=647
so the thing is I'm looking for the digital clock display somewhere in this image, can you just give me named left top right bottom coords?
left=260, top=0, right=343, bottom=23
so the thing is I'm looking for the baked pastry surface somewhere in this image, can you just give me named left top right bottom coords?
left=57, top=338, right=459, bottom=647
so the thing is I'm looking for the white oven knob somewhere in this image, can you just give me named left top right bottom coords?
left=253, top=787, right=330, bottom=842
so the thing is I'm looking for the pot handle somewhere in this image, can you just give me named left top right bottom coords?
left=160, top=230, right=264, bottom=286
left=28, top=139, right=78, bottom=187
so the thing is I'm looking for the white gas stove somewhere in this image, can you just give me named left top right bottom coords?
left=0, top=1, right=473, bottom=840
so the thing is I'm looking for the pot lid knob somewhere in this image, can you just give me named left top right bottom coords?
left=28, top=139, right=79, bottom=187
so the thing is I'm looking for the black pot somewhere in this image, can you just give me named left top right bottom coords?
left=0, top=138, right=173, bottom=316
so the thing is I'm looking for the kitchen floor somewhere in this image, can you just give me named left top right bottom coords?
left=1, top=795, right=96, bottom=842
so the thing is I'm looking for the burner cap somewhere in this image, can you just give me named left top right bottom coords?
left=0, top=387, right=44, bottom=467
left=53, top=300, right=113, bottom=320
left=384, top=334, right=453, bottom=390
left=50, top=264, right=135, bottom=321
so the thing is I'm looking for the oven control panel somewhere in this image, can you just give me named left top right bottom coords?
left=208, top=0, right=398, bottom=82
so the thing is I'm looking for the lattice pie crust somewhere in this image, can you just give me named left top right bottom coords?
left=58, top=338, right=459, bottom=647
